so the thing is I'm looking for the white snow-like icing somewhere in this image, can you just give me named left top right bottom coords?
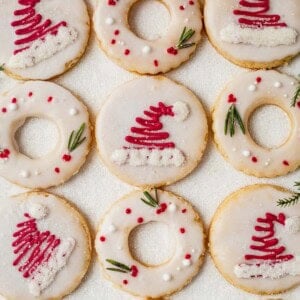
left=8, top=26, right=78, bottom=69
left=9, top=103, right=18, bottom=111
left=105, top=17, right=115, bottom=25
left=172, top=101, right=189, bottom=122
left=27, top=203, right=48, bottom=220
left=248, top=84, right=256, bottom=92
left=111, top=148, right=185, bottom=167
left=168, top=203, right=177, bottom=212
left=142, top=45, right=152, bottom=54
left=274, top=81, right=282, bottom=88
left=220, top=23, right=298, bottom=47
left=28, top=237, right=76, bottom=296
left=242, top=150, right=251, bottom=157
left=234, top=259, right=300, bottom=279
left=285, top=216, right=300, bottom=234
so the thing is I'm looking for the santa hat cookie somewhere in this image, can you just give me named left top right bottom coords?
left=204, top=0, right=300, bottom=69
left=0, top=192, right=91, bottom=299
left=209, top=185, right=300, bottom=295
left=0, top=0, right=90, bottom=80
left=96, top=76, right=208, bottom=187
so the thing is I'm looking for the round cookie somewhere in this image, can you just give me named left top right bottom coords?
left=96, top=76, right=208, bottom=187
left=0, top=191, right=91, bottom=299
left=204, top=0, right=300, bottom=69
left=93, top=0, right=202, bottom=74
left=95, top=189, right=205, bottom=298
left=212, top=70, right=300, bottom=178
left=0, top=81, right=91, bottom=189
left=209, top=184, right=300, bottom=295
left=0, top=0, right=90, bottom=80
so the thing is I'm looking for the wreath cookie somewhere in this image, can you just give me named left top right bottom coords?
left=0, top=81, right=91, bottom=189
left=0, top=0, right=90, bottom=80
left=209, top=184, right=300, bottom=295
left=212, top=70, right=300, bottom=178
left=204, top=0, right=300, bottom=69
left=0, top=191, right=91, bottom=299
left=96, top=76, right=208, bottom=187
left=95, top=189, right=205, bottom=298
left=93, top=0, right=202, bottom=74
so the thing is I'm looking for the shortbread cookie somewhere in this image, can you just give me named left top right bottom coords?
left=96, top=76, right=208, bottom=187
left=209, top=184, right=300, bottom=295
left=95, top=189, right=205, bottom=298
left=0, top=0, right=90, bottom=80
left=204, top=0, right=300, bottom=69
left=0, top=191, right=91, bottom=299
left=93, top=0, right=202, bottom=74
left=212, top=70, right=300, bottom=178
left=0, top=81, right=91, bottom=189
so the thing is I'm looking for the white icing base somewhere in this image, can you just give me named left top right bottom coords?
left=28, top=237, right=76, bottom=296
left=220, top=23, right=298, bottom=47
left=8, top=26, right=78, bottom=69
left=173, top=101, right=189, bottom=122
left=111, top=148, right=185, bottom=167
left=234, top=258, right=300, bottom=279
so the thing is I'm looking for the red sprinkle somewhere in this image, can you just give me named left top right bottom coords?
left=123, top=279, right=128, bottom=285
left=297, top=102, right=300, bottom=108
left=47, top=96, right=53, bottom=102
left=154, top=60, right=159, bottom=67
left=283, top=160, right=289, bottom=166
left=256, top=77, right=262, bottom=83
left=11, top=98, right=17, bottom=103
left=100, top=236, right=106, bottom=242
left=111, top=39, right=116, bottom=45
left=179, top=5, right=185, bottom=10
left=180, top=227, right=186, bottom=234
left=108, top=0, right=116, bottom=6
left=114, top=30, right=120, bottom=35
left=2, top=108, right=7, bottom=113
left=62, top=154, right=72, bottom=162
left=252, top=157, right=258, bottom=163
left=167, top=47, right=178, bottom=55
left=124, top=49, right=130, bottom=55
left=54, top=167, right=60, bottom=173
left=28, top=92, right=33, bottom=97
left=189, top=0, right=194, bottom=4
left=181, top=208, right=187, bottom=213
left=125, top=208, right=132, bottom=214
left=185, top=254, right=191, bottom=259
left=131, top=265, right=138, bottom=277
left=227, top=93, right=237, bottom=103
left=137, top=217, right=144, bottom=223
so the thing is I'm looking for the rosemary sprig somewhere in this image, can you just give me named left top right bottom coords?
left=277, top=181, right=300, bottom=207
left=176, top=27, right=195, bottom=49
left=224, top=104, right=246, bottom=137
left=0, top=64, right=4, bottom=71
left=291, top=84, right=300, bottom=107
left=140, top=189, right=159, bottom=207
left=68, top=123, right=86, bottom=152
left=106, top=259, right=131, bottom=273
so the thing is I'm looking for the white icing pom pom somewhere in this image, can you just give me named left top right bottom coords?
left=182, top=259, right=191, bottom=267
left=285, top=216, right=300, bottom=234
left=274, top=81, right=282, bottom=88
left=242, top=150, right=251, bottom=157
left=172, top=101, right=189, bottom=122
left=105, top=17, right=115, bottom=25
left=142, top=45, right=152, bottom=54
left=20, top=170, right=30, bottom=178
left=28, top=203, right=48, bottom=219
left=109, top=224, right=117, bottom=232
left=162, top=273, right=172, bottom=281
left=248, top=84, right=256, bottom=92
left=111, top=149, right=129, bottom=165
left=9, top=103, right=18, bottom=111
left=168, top=203, right=177, bottom=212
left=69, top=108, right=78, bottom=116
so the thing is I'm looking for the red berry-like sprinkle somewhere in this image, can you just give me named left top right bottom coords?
left=156, top=208, right=162, bottom=214
left=167, top=47, right=178, bottom=55
left=114, top=29, right=120, bottom=35
left=297, top=102, right=300, bottom=108
left=154, top=60, right=159, bottom=67
left=111, top=39, right=116, bottom=45
left=28, top=92, right=33, bottom=97
left=3, top=149, right=10, bottom=156
left=2, top=108, right=7, bottom=113
left=181, top=208, right=187, bottom=213
left=283, top=160, right=289, bottom=166
left=252, top=157, right=258, bottom=163
left=124, top=49, right=130, bottom=55
left=180, top=227, right=186, bottom=234
left=179, top=5, right=185, bottom=10
left=137, top=217, right=144, bottom=223
left=47, top=96, right=53, bottom=102
left=189, top=0, right=194, bottom=4
left=131, top=265, right=138, bottom=277
left=125, top=208, right=132, bottom=214
left=100, top=236, right=106, bottom=242
left=54, top=167, right=60, bottom=173
left=108, top=0, right=116, bottom=6
left=256, top=77, right=262, bottom=83
left=11, top=98, right=17, bottom=103
left=123, top=280, right=128, bottom=285
left=227, top=94, right=237, bottom=103
left=185, top=254, right=191, bottom=259
left=62, top=154, right=72, bottom=162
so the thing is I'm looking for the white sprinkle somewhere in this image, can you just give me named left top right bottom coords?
left=69, top=108, right=78, bottom=116
left=264, top=162, right=270, bottom=166
left=118, top=41, right=125, bottom=46
left=291, top=82, right=295, bottom=85
left=242, top=150, right=251, bottom=157
left=184, top=18, right=189, bottom=23
left=117, top=246, right=123, bottom=250
left=274, top=81, right=282, bottom=88
left=20, top=97, right=25, bottom=103
left=182, top=259, right=191, bottom=267
left=176, top=267, right=181, bottom=271
left=191, top=249, right=195, bottom=253
left=248, top=84, right=256, bottom=92
left=109, top=224, right=117, bottom=232
left=142, top=45, right=152, bottom=54
left=232, top=148, right=237, bottom=152
left=267, top=158, right=271, bottom=162
left=168, top=203, right=177, bottom=212
left=34, top=170, right=41, bottom=176
left=20, top=170, right=30, bottom=178
left=284, top=94, right=288, bottom=98
left=9, top=103, right=18, bottom=111
left=105, top=17, right=115, bottom=25
left=162, top=273, right=172, bottom=281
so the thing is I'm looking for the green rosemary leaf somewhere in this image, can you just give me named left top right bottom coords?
left=143, top=191, right=159, bottom=206
left=106, top=268, right=128, bottom=273
left=68, top=130, right=75, bottom=151
left=178, top=43, right=195, bottom=49
left=68, top=123, right=86, bottom=152
left=229, top=105, right=235, bottom=137
left=233, top=106, right=246, bottom=134
left=106, top=259, right=131, bottom=271
left=295, top=181, right=300, bottom=190
left=177, top=27, right=195, bottom=49
left=224, top=108, right=230, bottom=135
left=141, top=198, right=157, bottom=208
left=155, top=188, right=158, bottom=203
left=0, top=64, right=4, bottom=71
left=277, top=194, right=300, bottom=207
left=179, top=26, right=187, bottom=43
left=291, top=85, right=300, bottom=107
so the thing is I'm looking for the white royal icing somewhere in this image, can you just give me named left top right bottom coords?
left=286, top=216, right=300, bottom=234
left=27, top=203, right=48, bottom=220
left=95, top=190, right=205, bottom=298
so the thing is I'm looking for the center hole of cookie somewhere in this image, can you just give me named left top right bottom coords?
left=248, top=105, right=291, bottom=149
left=129, top=221, right=175, bottom=266
left=15, top=117, right=59, bottom=159
left=128, top=0, right=170, bottom=41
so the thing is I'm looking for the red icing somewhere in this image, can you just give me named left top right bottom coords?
left=137, top=217, right=144, bottom=224
left=54, top=167, right=60, bottom=173
left=2, top=108, right=7, bottom=113
left=125, top=102, right=176, bottom=149
left=12, top=213, right=61, bottom=278
left=0, top=148, right=10, bottom=159
left=283, top=160, right=289, bottom=166
left=125, top=208, right=132, bottom=214
left=167, top=47, right=178, bottom=55
left=62, top=154, right=72, bottom=162
left=11, top=0, right=68, bottom=55
left=228, top=93, right=237, bottom=103
left=245, top=212, right=293, bottom=262
left=100, top=236, right=106, bottom=242
left=233, top=0, right=287, bottom=28
left=180, top=227, right=186, bottom=234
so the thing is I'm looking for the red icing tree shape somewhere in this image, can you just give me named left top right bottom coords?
left=245, top=212, right=293, bottom=263
left=12, top=213, right=61, bottom=279
left=233, top=0, right=287, bottom=28
left=125, top=101, right=176, bottom=150
left=11, top=0, right=68, bottom=55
